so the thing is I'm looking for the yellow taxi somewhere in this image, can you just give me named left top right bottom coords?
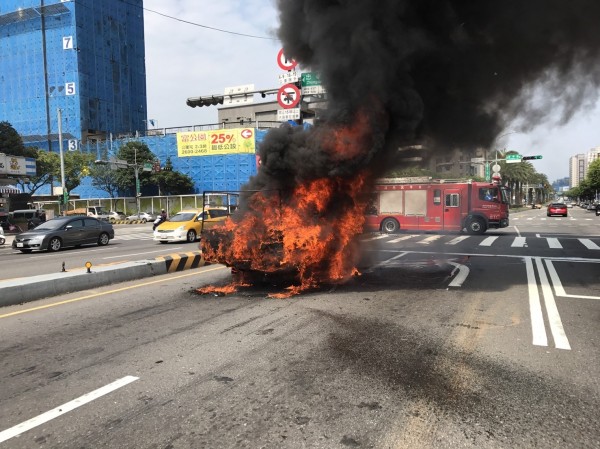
left=153, top=207, right=229, bottom=243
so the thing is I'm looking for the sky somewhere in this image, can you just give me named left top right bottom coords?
left=142, top=0, right=600, bottom=184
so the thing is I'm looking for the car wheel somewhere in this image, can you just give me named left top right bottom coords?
left=381, top=218, right=400, bottom=233
left=186, top=229, right=197, bottom=243
left=98, top=232, right=110, bottom=246
left=466, top=217, right=486, bottom=235
left=48, top=237, right=62, bottom=252
left=141, top=218, right=147, bottom=223
left=547, top=213, right=551, bottom=217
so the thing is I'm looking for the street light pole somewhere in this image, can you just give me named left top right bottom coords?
left=57, top=108, right=67, bottom=212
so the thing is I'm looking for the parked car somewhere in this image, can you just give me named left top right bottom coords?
left=546, top=202, right=568, bottom=217
left=153, top=207, right=229, bottom=243
left=12, top=216, right=114, bottom=253
left=126, top=212, right=156, bottom=223
left=107, top=211, right=126, bottom=222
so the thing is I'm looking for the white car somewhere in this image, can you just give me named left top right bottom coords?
left=126, top=212, right=156, bottom=223
left=107, top=211, right=126, bottom=222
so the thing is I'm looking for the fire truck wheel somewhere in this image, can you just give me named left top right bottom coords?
left=466, top=217, right=486, bottom=235
left=381, top=218, right=400, bottom=233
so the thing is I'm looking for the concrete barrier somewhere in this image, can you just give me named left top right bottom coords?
left=0, top=251, right=206, bottom=308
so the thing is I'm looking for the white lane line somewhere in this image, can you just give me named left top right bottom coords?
left=102, top=247, right=185, bottom=259
left=511, top=237, right=527, bottom=247
left=514, top=226, right=521, bottom=237
left=535, top=234, right=541, bottom=238
left=417, top=235, right=442, bottom=244
left=364, top=234, right=390, bottom=241
left=579, top=239, right=600, bottom=250
left=535, top=258, right=571, bottom=350
left=544, top=260, right=600, bottom=300
left=479, top=236, right=498, bottom=247
left=0, top=376, right=139, bottom=444
left=546, top=238, right=562, bottom=249
left=446, top=236, right=469, bottom=245
left=526, top=218, right=533, bottom=221
left=544, top=260, right=566, bottom=297
left=525, top=257, right=548, bottom=347
left=388, top=235, right=417, bottom=243
left=368, top=252, right=408, bottom=271
left=448, top=262, right=470, bottom=287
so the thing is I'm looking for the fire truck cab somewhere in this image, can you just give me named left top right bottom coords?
left=364, top=177, right=510, bottom=235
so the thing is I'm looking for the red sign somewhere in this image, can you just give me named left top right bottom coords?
left=277, top=48, right=297, bottom=71
left=277, top=84, right=301, bottom=109
left=241, top=129, right=253, bottom=139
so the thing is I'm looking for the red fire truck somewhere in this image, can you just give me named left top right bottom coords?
left=364, top=177, right=510, bottom=235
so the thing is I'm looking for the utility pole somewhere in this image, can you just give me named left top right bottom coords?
left=57, top=108, right=68, bottom=213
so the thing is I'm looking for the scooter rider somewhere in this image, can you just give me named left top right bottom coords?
left=153, top=209, right=167, bottom=230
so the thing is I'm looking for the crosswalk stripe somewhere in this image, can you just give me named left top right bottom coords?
left=511, top=237, right=527, bottom=247
left=417, top=235, right=442, bottom=244
left=546, top=238, right=562, bottom=249
left=446, top=236, right=470, bottom=245
left=579, top=239, right=600, bottom=250
left=480, top=236, right=498, bottom=246
left=388, top=235, right=417, bottom=243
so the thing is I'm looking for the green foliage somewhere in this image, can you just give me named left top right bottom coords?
left=0, top=121, right=36, bottom=158
left=114, top=141, right=156, bottom=194
left=89, top=163, right=120, bottom=198
left=152, top=158, right=194, bottom=195
left=586, top=158, right=600, bottom=191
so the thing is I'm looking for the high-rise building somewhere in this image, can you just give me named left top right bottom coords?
left=569, top=154, right=586, bottom=188
left=0, top=0, right=147, bottom=152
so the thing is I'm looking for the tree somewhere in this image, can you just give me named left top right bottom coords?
left=0, top=121, right=36, bottom=158
left=89, top=163, right=121, bottom=198
left=586, top=159, right=600, bottom=192
left=64, top=151, right=95, bottom=193
left=114, top=141, right=156, bottom=195
left=152, top=157, right=195, bottom=195
left=15, top=150, right=59, bottom=195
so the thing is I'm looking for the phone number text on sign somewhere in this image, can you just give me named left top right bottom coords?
left=176, top=129, right=255, bottom=157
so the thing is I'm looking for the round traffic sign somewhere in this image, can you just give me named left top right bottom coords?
left=277, top=84, right=301, bottom=109
left=277, top=48, right=297, bottom=71
left=240, top=129, right=253, bottom=139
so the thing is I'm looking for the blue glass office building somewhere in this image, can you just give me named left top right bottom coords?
left=0, top=0, right=147, bottom=151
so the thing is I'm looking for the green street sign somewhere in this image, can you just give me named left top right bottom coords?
left=301, top=72, right=322, bottom=87
left=485, top=163, right=491, bottom=181
left=505, top=153, right=522, bottom=164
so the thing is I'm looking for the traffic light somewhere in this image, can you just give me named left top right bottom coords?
left=186, top=95, right=225, bottom=108
left=522, top=155, right=543, bottom=160
left=57, top=195, right=64, bottom=205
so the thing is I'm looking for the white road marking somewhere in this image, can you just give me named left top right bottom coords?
left=479, top=236, right=498, bottom=247
left=417, top=235, right=442, bottom=244
left=369, top=252, right=408, bottom=270
left=546, top=238, right=562, bottom=249
left=388, top=235, right=417, bottom=243
left=446, top=236, right=469, bottom=245
left=511, top=237, right=527, bottom=247
left=525, top=257, right=548, bottom=347
left=102, top=247, right=185, bottom=259
left=535, top=258, right=571, bottom=350
left=0, top=376, right=139, bottom=444
left=448, top=262, right=469, bottom=287
left=579, top=239, right=600, bottom=250
left=545, top=260, right=600, bottom=301
left=364, top=234, right=390, bottom=241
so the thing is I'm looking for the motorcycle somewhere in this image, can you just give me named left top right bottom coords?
left=0, top=227, right=5, bottom=246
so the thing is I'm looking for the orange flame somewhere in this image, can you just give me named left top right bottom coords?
left=200, top=113, right=376, bottom=297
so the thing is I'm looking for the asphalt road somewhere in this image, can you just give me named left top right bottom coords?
left=0, top=207, right=598, bottom=448
left=0, top=223, right=196, bottom=281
